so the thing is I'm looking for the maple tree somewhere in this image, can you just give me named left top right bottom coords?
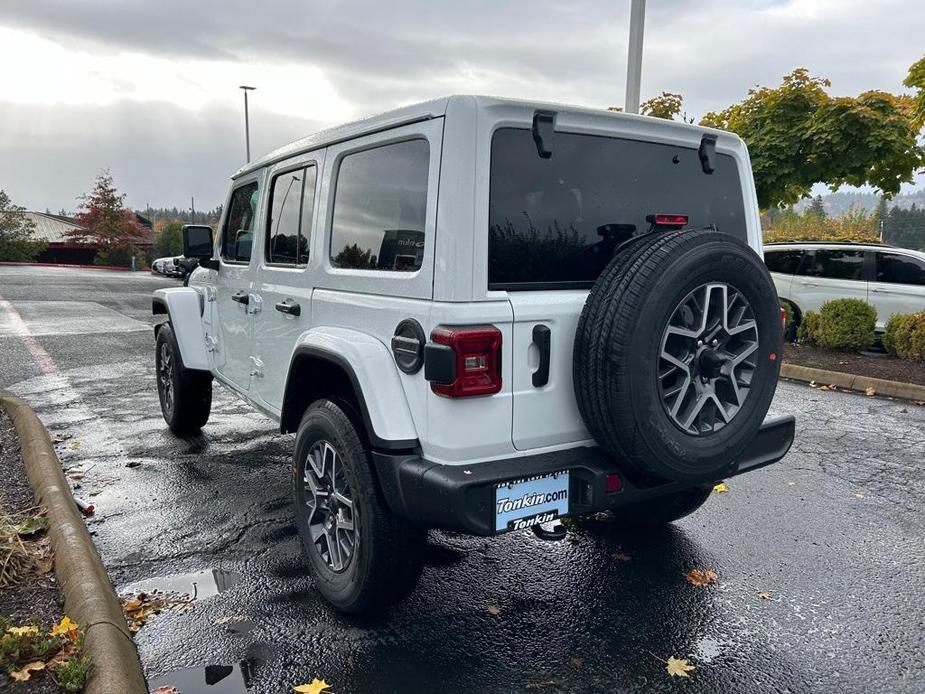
left=69, top=170, right=149, bottom=266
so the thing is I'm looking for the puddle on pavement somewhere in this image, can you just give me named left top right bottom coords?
left=147, top=662, right=252, bottom=693
left=121, top=568, right=240, bottom=600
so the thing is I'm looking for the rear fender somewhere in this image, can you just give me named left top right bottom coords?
left=152, top=287, right=209, bottom=370
left=281, top=327, right=418, bottom=450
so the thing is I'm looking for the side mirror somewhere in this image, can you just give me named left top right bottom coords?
left=182, top=225, right=218, bottom=270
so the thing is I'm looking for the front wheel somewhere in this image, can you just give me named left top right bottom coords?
left=611, top=486, right=713, bottom=527
left=155, top=323, right=212, bottom=435
left=293, top=399, right=425, bottom=614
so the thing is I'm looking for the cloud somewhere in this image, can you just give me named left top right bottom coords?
left=0, top=0, right=923, bottom=210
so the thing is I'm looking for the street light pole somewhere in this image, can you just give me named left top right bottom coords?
left=625, top=0, right=646, bottom=114
left=239, top=85, right=256, bottom=163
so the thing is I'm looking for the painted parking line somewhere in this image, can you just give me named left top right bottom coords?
left=0, top=295, right=58, bottom=375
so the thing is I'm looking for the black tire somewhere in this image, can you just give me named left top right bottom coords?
left=293, top=399, right=425, bottom=614
left=612, top=486, right=713, bottom=527
left=155, top=323, right=212, bottom=435
left=574, top=229, right=782, bottom=483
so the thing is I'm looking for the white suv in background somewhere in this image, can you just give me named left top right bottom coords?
left=766, top=242, right=925, bottom=335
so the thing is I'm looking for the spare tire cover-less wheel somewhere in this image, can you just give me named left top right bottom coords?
left=574, top=229, right=782, bottom=483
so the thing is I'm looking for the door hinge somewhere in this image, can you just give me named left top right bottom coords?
left=249, top=355, right=264, bottom=378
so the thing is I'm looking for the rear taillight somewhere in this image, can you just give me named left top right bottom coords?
left=428, top=325, right=502, bottom=398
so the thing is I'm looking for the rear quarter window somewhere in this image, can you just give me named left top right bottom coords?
left=488, top=128, right=747, bottom=289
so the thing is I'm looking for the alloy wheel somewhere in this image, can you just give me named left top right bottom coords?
left=302, top=440, right=357, bottom=572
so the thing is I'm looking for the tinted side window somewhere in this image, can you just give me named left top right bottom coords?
left=266, top=165, right=317, bottom=265
left=876, top=252, right=925, bottom=285
left=764, top=250, right=803, bottom=274
left=804, top=249, right=865, bottom=281
left=330, top=139, right=429, bottom=272
left=221, top=181, right=259, bottom=263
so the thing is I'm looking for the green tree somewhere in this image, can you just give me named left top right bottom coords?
left=903, top=54, right=925, bottom=129
left=700, top=66, right=925, bottom=209
left=69, top=170, right=148, bottom=266
left=332, top=243, right=376, bottom=269
left=153, top=220, right=183, bottom=257
left=0, top=190, right=46, bottom=261
left=640, top=92, right=683, bottom=120
left=807, top=195, right=827, bottom=219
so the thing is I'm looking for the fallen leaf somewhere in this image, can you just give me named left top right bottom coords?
left=10, top=661, right=45, bottom=681
left=569, top=656, right=583, bottom=669
left=829, top=384, right=838, bottom=390
left=125, top=461, right=142, bottom=468
left=899, top=408, right=908, bottom=414
left=613, top=552, right=632, bottom=562
left=685, top=569, right=718, bottom=587
left=809, top=380, right=817, bottom=388
left=712, top=482, right=728, bottom=493
left=915, top=400, right=925, bottom=406
left=666, top=656, right=695, bottom=678
left=855, top=493, right=865, bottom=499
left=50, top=615, right=79, bottom=637
left=293, top=679, right=332, bottom=694
left=818, top=385, right=831, bottom=392
left=487, top=605, right=501, bottom=616
left=865, top=387, right=876, bottom=396
left=757, top=591, right=772, bottom=600
left=6, top=625, right=39, bottom=637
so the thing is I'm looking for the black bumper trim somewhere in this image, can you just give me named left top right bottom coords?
left=372, top=415, right=795, bottom=536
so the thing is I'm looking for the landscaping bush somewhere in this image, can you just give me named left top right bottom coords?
left=797, top=310, right=820, bottom=344
left=813, top=299, right=877, bottom=351
left=884, top=311, right=925, bottom=361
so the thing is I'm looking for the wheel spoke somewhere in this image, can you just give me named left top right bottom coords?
left=301, top=439, right=357, bottom=573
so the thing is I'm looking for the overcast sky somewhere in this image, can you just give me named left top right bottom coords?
left=1, top=0, right=922, bottom=214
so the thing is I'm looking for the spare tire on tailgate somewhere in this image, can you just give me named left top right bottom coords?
left=574, top=229, right=781, bottom=483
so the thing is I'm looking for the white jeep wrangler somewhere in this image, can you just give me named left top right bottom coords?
left=152, top=96, right=794, bottom=613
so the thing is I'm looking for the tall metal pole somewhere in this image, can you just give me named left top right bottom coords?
left=625, top=0, right=646, bottom=114
left=239, top=85, right=256, bottom=162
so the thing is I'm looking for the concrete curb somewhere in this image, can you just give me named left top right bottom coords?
left=780, top=363, right=925, bottom=402
left=0, top=392, right=147, bottom=694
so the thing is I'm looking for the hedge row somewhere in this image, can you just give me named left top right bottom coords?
left=883, top=312, right=925, bottom=361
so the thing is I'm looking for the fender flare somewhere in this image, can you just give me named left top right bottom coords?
left=151, top=287, right=210, bottom=371
left=281, top=327, right=419, bottom=451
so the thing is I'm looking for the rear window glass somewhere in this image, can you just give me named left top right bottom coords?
left=488, top=128, right=747, bottom=289
left=876, top=251, right=925, bottom=285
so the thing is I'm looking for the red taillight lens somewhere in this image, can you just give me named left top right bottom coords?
left=604, top=473, right=623, bottom=494
left=430, top=325, right=502, bottom=398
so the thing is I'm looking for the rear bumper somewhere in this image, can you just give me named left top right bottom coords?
left=372, top=415, right=795, bottom=536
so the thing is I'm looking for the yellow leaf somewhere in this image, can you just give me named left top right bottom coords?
left=685, top=568, right=719, bottom=587
left=293, top=679, right=332, bottom=694
left=865, top=386, right=876, bottom=396
left=50, top=615, right=79, bottom=637
left=666, top=656, right=695, bottom=678
left=487, top=605, right=501, bottom=616
left=7, top=626, right=39, bottom=637
left=10, top=661, right=45, bottom=681
left=712, top=482, right=728, bottom=493
left=757, top=591, right=772, bottom=600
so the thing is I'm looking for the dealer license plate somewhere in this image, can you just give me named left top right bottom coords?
left=494, top=471, right=570, bottom=533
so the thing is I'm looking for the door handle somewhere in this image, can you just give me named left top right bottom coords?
left=231, top=291, right=249, bottom=305
left=275, top=299, right=301, bottom=316
left=801, top=281, right=819, bottom=287
left=532, top=324, right=551, bottom=388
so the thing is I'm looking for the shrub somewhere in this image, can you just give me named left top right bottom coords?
left=885, top=311, right=925, bottom=361
left=814, top=299, right=877, bottom=351
left=797, top=310, right=820, bottom=344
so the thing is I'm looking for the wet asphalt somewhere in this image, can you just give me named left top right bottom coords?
left=1, top=265, right=923, bottom=694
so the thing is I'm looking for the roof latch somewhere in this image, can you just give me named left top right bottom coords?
left=698, top=134, right=717, bottom=175
left=532, top=111, right=556, bottom=159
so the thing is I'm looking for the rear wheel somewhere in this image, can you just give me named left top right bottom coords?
left=293, top=399, right=425, bottom=614
left=155, top=323, right=211, bottom=435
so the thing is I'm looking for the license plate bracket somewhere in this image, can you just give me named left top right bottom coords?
left=494, top=470, right=570, bottom=533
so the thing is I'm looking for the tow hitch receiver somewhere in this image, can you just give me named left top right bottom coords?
left=531, top=521, right=567, bottom=541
